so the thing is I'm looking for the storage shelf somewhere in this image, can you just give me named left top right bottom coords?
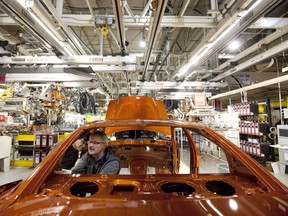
left=16, top=134, right=34, bottom=141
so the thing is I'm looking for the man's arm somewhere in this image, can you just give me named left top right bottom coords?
left=71, top=153, right=88, bottom=174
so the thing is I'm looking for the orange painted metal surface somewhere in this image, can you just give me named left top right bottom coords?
left=0, top=96, right=288, bottom=215
left=105, top=96, right=168, bottom=120
left=105, top=96, right=171, bottom=136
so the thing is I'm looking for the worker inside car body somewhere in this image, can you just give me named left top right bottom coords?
left=57, top=134, right=88, bottom=170
left=71, top=130, right=120, bottom=174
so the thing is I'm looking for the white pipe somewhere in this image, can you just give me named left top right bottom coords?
left=27, top=9, right=72, bottom=55
left=210, top=74, right=288, bottom=100
left=112, top=0, right=126, bottom=53
left=30, top=1, right=66, bottom=43
left=211, top=38, right=288, bottom=81
left=142, top=0, right=168, bottom=80
left=216, top=26, right=288, bottom=71
left=56, top=0, right=63, bottom=15
left=178, top=0, right=190, bottom=17
left=172, top=0, right=270, bottom=80
left=99, top=32, right=103, bottom=56
left=140, top=0, right=153, bottom=18
left=210, top=0, right=218, bottom=18
left=123, top=0, right=136, bottom=22
left=42, top=0, right=84, bottom=55
left=201, top=24, right=288, bottom=80
left=109, top=30, right=121, bottom=49
left=85, top=0, right=94, bottom=16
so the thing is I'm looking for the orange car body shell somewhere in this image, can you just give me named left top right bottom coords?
left=1, top=96, right=288, bottom=215
left=1, top=120, right=288, bottom=215
left=105, top=96, right=168, bottom=120
left=105, top=96, right=171, bottom=136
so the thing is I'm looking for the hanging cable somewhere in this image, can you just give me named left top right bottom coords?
left=77, top=91, right=97, bottom=114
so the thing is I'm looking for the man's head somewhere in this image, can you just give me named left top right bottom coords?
left=87, top=131, right=108, bottom=159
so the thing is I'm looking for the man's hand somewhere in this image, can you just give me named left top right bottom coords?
left=72, top=139, right=86, bottom=151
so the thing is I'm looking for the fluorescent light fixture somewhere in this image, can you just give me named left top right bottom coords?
left=140, top=40, right=146, bottom=48
left=243, top=0, right=263, bottom=15
left=28, top=10, right=62, bottom=46
left=177, top=47, right=210, bottom=77
left=218, top=53, right=236, bottom=59
left=213, top=0, right=263, bottom=46
left=177, top=61, right=195, bottom=77
left=211, top=20, right=241, bottom=47
left=228, top=41, right=240, bottom=50
left=176, top=0, right=263, bottom=78
left=28, top=9, right=72, bottom=55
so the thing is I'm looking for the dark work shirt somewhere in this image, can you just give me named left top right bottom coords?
left=71, top=151, right=120, bottom=174
left=60, top=145, right=79, bottom=169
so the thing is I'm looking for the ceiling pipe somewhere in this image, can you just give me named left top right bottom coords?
left=55, top=0, right=63, bottom=15
left=149, top=0, right=194, bottom=82
left=136, top=81, right=227, bottom=89
left=0, top=0, right=68, bottom=55
left=46, top=0, right=111, bottom=98
left=201, top=24, right=288, bottom=80
left=41, top=0, right=87, bottom=55
left=141, top=0, right=168, bottom=81
left=109, top=30, right=121, bottom=50
left=123, top=0, right=136, bottom=22
left=148, top=29, right=170, bottom=81
left=154, top=0, right=203, bottom=82
left=172, top=0, right=282, bottom=80
left=217, top=26, right=288, bottom=72
left=140, top=0, right=153, bottom=18
left=85, top=0, right=94, bottom=17
left=201, top=25, right=288, bottom=79
left=210, top=38, right=288, bottom=81
left=22, top=14, right=286, bottom=29
left=29, top=0, right=78, bottom=54
left=69, top=28, right=93, bottom=55
left=178, top=0, right=191, bottom=17
left=171, top=0, right=248, bottom=79
left=1, top=13, right=214, bottom=28
left=112, top=0, right=127, bottom=55
left=5, top=72, right=92, bottom=82
left=210, top=74, right=288, bottom=100
left=210, top=0, right=218, bottom=18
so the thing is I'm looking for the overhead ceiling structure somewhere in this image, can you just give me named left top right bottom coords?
left=0, top=0, right=288, bottom=107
